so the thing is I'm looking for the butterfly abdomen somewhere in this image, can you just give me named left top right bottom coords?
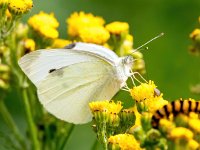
left=151, top=99, right=200, bottom=128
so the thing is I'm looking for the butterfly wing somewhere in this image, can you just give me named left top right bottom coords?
left=18, top=49, right=108, bottom=86
left=18, top=43, right=119, bottom=86
left=37, top=59, right=121, bottom=124
left=18, top=43, right=123, bottom=124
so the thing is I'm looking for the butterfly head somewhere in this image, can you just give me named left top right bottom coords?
left=122, top=55, right=134, bottom=68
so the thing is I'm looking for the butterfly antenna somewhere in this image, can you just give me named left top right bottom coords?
left=132, top=32, right=164, bottom=53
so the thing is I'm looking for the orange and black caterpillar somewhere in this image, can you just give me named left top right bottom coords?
left=151, top=99, right=200, bottom=128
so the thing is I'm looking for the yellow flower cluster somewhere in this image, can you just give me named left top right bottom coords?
left=89, top=100, right=122, bottom=114
left=89, top=100, right=122, bottom=126
left=108, top=134, right=141, bottom=150
left=8, top=0, right=33, bottom=15
left=66, top=11, right=132, bottom=46
left=146, top=96, right=168, bottom=113
left=67, top=11, right=105, bottom=37
left=169, top=127, right=200, bottom=149
left=79, top=26, right=110, bottom=45
left=130, top=81, right=168, bottom=113
left=106, top=21, right=129, bottom=35
left=28, top=11, right=59, bottom=39
left=130, top=80, right=157, bottom=102
left=67, top=12, right=109, bottom=45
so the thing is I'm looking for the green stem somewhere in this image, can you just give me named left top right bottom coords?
left=97, top=122, right=108, bottom=150
left=0, top=100, right=26, bottom=149
left=102, top=123, right=108, bottom=150
left=22, top=88, right=40, bottom=150
left=58, top=124, right=75, bottom=150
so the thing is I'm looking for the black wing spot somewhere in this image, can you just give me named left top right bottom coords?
left=49, top=69, right=56, bottom=73
left=64, top=43, right=76, bottom=49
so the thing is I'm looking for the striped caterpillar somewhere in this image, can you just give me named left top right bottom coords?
left=151, top=99, right=200, bottom=128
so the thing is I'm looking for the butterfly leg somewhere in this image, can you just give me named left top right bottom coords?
left=121, top=83, right=130, bottom=92
left=130, top=70, right=147, bottom=84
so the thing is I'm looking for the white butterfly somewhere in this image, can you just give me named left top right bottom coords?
left=18, top=42, right=134, bottom=124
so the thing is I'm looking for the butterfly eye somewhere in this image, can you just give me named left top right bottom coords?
left=124, top=56, right=134, bottom=66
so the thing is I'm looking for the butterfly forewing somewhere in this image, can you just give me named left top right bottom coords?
left=18, top=49, right=100, bottom=86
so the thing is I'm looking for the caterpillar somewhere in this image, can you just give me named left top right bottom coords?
left=151, top=99, right=200, bottom=128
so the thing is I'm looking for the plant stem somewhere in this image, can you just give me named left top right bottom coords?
left=0, top=99, right=26, bottom=149
left=58, top=124, right=75, bottom=150
left=102, top=123, right=108, bottom=150
left=22, top=88, right=40, bottom=150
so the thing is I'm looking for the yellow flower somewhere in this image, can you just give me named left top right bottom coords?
left=28, top=11, right=59, bottom=29
left=23, top=38, right=35, bottom=52
left=89, top=100, right=122, bottom=125
left=145, top=96, right=168, bottom=113
left=189, top=118, right=200, bottom=133
left=89, top=100, right=109, bottom=113
left=169, top=127, right=193, bottom=140
left=159, top=118, right=175, bottom=131
left=106, top=21, right=129, bottom=35
left=8, top=0, right=33, bottom=15
left=188, top=139, right=199, bottom=150
left=67, top=11, right=105, bottom=37
left=52, top=39, right=72, bottom=48
left=108, top=134, right=141, bottom=150
left=79, top=26, right=110, bottom=45
left=129, top=80, right=157, bottom=102
left=108, top=101, right=123, bottom=114
left=38, top=26, right=58, bottom=39
left=190, top=28, right=200, bottom=39
left=28, top=12, right=59, bottom=39
left=89, top=100, right=122, bottom=114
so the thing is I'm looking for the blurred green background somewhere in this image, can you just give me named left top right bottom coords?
left=1, top=0, right=200, bottom=149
